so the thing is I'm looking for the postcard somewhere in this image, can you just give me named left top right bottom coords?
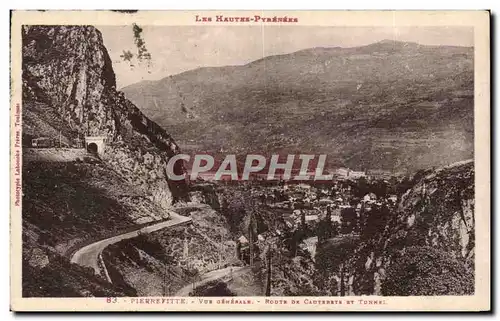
left=10, top=10, right=490, bottom=311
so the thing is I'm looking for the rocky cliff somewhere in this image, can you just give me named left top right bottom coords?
left=347, top=160, right=475, bottom=295
left=21, top=25, right=189, bottom=297
left=22, top=25, right=189, bottom=206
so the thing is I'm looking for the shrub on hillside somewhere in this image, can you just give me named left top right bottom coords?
left=381, top=246, right=473, bottom=296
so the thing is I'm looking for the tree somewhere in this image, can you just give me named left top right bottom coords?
left=300, top=209, right=306, bottom=232
left=265, top=245, right=272, bottom=296
left=120, top=50, right=133, bottom=62
left=373, top=180, right=388, bottom=198
left=397, top=176, right=413, bottom=196
left=360, top=204, right=391, bottom=241
left=315, top=234, right=359, bottom=296
left=248, top=213, right=255, bottom=266
left=317, top=207, right=335, bottom=244
left=356, top=176, right=369, bottom=197
left=340, top=207, right=357, bottom=234
left=381, top=246, right=474, bottom=296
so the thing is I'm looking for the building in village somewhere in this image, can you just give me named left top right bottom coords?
left=143, top=152, right=154, bottom=165
left=236, top=235, right=249, bottom=263
left=336, top=167, right=350, bottom=179
left=363, top=193, right=377, bottom=202
left=367, top=169, right=393, bottom=180
left=335, top=167, right=366, bottom=180
left=349, top=170, right=366, bottom=179
left=388, top=194, right=398, bottom=203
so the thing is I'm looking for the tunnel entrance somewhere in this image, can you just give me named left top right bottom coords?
left=84, top=136, right=107, bottom=156
left=87, top=142, right=98, bottom=154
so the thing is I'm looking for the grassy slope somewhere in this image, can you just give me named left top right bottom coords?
left=21, top=158, right=171, bottom=297
left=22, top=247, right=137, bottom=297
left=23, top=160, right=169, bottom=252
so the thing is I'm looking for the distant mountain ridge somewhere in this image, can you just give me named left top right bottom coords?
left=122, top=40, right=474, bottom=173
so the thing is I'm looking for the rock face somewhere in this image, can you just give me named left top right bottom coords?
left=397, top=160, right=474, bottom=264
left=349, top=160, right=475, bottom=295
left=27, top=247, right=50, bottom=269
left=22, top=25, right=189, bottom=205
left=23, top=26, right=117, bottom=136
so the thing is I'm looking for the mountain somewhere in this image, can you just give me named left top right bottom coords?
left=21, top=25, right=189, bottom=296
left=122, top=40, right=474, bottom=172
left=22, top=25, right=190, bottom=207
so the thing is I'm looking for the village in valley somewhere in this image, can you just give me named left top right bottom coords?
left=24, top=133, right=406, bottom=271
left=191, top=165, right=408, bottom=272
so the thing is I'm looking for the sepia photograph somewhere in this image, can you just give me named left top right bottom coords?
left=10, top=10, right=490, bottom=311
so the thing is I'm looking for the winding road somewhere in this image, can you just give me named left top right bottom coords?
left=175, top=266, right=251, bottom=297
left=70, top=208, right=249, bottom=295
left=70, top=211, right=192, bottom=280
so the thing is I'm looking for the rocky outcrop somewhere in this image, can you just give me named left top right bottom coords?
left=396, top=159, right=474, bottom=264
left=26, top=247, right=50, bottom=269
left=348, top=160, right=475, bottom=295
left=23, top=26, right=117, bottom=136
left=22, top=25, right=189, bottom=205
left=21, top=25, right=192, bottom=297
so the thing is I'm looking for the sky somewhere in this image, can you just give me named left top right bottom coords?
left=98, top=25, right=474, bottom=89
